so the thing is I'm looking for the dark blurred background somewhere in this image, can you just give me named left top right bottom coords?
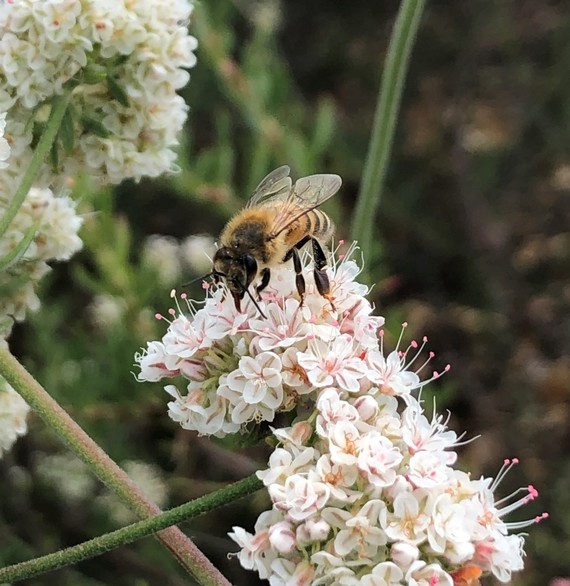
left=1, top=1, right=569, bottom=584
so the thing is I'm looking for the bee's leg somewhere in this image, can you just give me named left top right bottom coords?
left=311, top=238, right=335, bottom=310
left=284, top=247, right=306, bottom=303
left=256, top=268, right=271, bottom=299
left=231, top=291, right=243, bottom=313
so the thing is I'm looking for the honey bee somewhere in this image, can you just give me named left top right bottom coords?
left=211, top=165, right=341, bottom=316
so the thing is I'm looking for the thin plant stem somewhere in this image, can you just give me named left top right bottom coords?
left=350, top=0, right=426, bottom=276
left=0, top=95, right=69, bottom=238
left=0, top=475, right=263, bottom=583
left=0, top=347, right=232, bottom=586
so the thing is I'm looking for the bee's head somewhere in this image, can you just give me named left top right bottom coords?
left=212, top=247, right=258, bottom=301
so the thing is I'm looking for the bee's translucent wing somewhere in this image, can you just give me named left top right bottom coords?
left=268, top=173, right=342, bottom=238
left=245, top=165, right=293, bottom=208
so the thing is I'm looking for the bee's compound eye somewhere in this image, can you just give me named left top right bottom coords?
left=243, top=254, right=258, bottom=275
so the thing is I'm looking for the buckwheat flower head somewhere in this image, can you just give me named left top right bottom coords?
left=96, top=460, right=168, bottom=525
left=142, top=234, right=183, bottom=285
left=135, top=242, right=543, bottom=583
left=0, top=186, right=83, bottom=338
left=135, top=244, right=404, bottom=437
left=231, top=390, right=543, bottom=586
left=0, top=0, right=197, bottom=184
left=35, top=452, right=96, bottom=502
left=181, top=234, right=217, bottom=274
left=0, top=377, right=30, bottom=457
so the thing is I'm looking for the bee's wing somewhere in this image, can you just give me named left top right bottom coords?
left=268, top=173, right=342, bottom=239
left=245, top=165, right=293, bottom=208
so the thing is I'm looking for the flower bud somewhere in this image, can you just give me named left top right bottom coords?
left=268, top=521, right=296, bottom=553
left=353, top=394, right=379, bottom=423
left=304, top=517, right=331, bottom=541
left=391, top=541, right=420, bottom=570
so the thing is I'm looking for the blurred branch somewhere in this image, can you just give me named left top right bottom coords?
left=0, top=474, right=262, bottom=583
left=0, top=347, right=231, bottom=586
left=350, top=0, right=426, bottom=278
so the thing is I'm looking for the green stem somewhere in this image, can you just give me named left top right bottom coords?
left=350, top=0, right=426, bottom=274
left=0, top=475, right=263, bottom=583
left=0, top=94, right=69, bottom=238
left=0, top=347, right=232, bottom=586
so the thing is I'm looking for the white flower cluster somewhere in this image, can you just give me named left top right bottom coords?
left=136, top=245, right=390, bottom=437
left=141, top=233, right=216, bottom=286
left=96, top=460, right=169, bottom=525
left=230, top=399, right=540, bottom=585
left=0, top=186, right=83, bottom=338
left=0, top=377, right=30, bottom=457
left=136, top=244, right=543, bottom=584
left=0, top=0, right=197, bottom=184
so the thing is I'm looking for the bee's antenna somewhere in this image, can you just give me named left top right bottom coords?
left=180, top=272, right=216, bottom=288
left=243, top=287, right=267, bottom=319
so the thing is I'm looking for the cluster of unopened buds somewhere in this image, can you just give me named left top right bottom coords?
left=136, top=243, right=546, bottom=585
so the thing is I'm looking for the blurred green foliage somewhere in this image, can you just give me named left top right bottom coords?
left=2, top=1, right=570, bottom=585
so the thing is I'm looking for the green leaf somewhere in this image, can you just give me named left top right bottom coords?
left=59, top=104, right=75, bottom=154
left=0, top=221, right=40, bottom=272
left=106, top=74, right=129, bottom=108
left=80, top=113, right=111, bottom=139
left=0, top=271, right=30, bottom=298
left=50, top=139, right=59, bottom=168
left=82, top=63, right=107, bottom=85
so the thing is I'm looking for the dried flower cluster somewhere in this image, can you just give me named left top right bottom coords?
left=136, top=245, right=543, bottom=585
left=0, top=0, right=197, bottom=185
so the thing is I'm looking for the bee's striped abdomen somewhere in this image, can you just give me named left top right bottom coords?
left=309, top=209, right=334, bottom=241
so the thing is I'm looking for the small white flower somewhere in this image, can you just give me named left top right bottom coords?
left=405, top=561, right=453, bottom=586
left=356, top=431, right=403, bottom=489
left=359, top=561, right=404, bottom=586
left=401, top=401, right=459, bottom=465
left=136, top=342, right=179, bottom=382
left=298, top=334, right=367, bottom=393
left=407, top=450, right=449, bottom=489
left=228, top=524, right=276, bottom=580
left=323, top=500, right=387, bottom=558
left=381, top=490, right=432, bottom=545
left=367, top=349, right=421, bottom=398
left=269, top=474, right=330, bottom=522
left=316, top=388, right=359, bottom=437
left=250, top=298, right=308, bottom=352
left=224, top=352, right=283, bottom=424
